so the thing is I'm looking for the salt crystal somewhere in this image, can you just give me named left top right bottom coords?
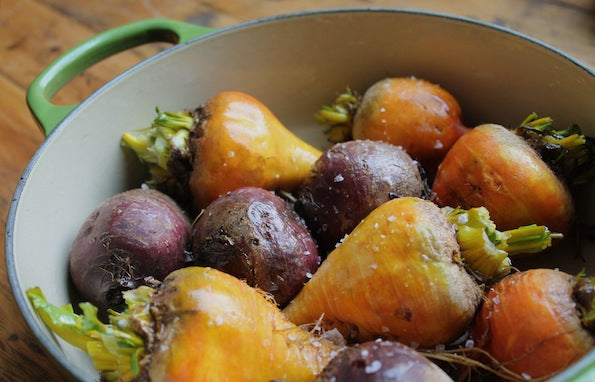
left=333, top=174, right=344, bottom=182
left=365, top=360, right=382, bottom=374
left=387, top=215, right=396, bottom=222
left=465, top=339, right=474, bottom=348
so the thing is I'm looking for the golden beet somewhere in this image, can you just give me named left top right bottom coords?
left=189, top=91, right=322, bottom=209
left=145, top=267, right=340, bottom=381
left=471, top=268, right=595, bottom=378
left=283, top=197, right=483, bottom=348
left=432, top=123, right=575, bottom=233
left=122, top=91, right=322, bottom=211
left=27, top=267, right=341, bottom=382
left=352, top=77, right=468, bottom=174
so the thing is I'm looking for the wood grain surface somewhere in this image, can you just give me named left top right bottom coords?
left=0, top=1, right=593, bottom=380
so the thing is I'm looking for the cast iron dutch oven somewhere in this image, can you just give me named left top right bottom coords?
left=6, top=8, right=595, bottom=381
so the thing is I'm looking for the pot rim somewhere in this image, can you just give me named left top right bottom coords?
left=6, top=7, right=594, bottom=381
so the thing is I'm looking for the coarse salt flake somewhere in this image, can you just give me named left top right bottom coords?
left=365, top=360, right=382, bottom=374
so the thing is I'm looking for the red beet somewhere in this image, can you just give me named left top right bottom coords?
left=316, top=340, right=453, bottom=381
left=69, top=188, right=191, bottom=311
left=191, top=187, right=320, bottom=306
left=295, top=140, right=427, bottom=253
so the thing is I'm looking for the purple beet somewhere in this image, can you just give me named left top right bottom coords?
left=191, top=187, right=320, bottom=306
left=296, top=140, right=427, bottom=254
left=69, top=188, right=191, bottom=311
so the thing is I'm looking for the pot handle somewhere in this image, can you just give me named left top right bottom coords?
left=26, top=18, right=214, bottom=136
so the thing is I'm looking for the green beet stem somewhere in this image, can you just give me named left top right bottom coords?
left=516, top=113, right=595, bottom=186
left=502, top=224, right=559, bottom=256
left=26, top=286, right=154, bottom=382
left=120, top=108, right=194, bottom=187
left=315, top=88, right=361, bottom=143
left=444, top=207, right=560, bottom=281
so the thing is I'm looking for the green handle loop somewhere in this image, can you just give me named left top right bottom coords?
left=26, top=18, right=214, bottom=136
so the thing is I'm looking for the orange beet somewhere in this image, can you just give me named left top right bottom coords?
left=432, top=123, right=575, bottom=234
left=188, top=91, right=322, bottom=210
left=145, top=267, right=341, bottom=381
left=28, top=267, right=342, bottom=382
left=283, top=197, right=483, bottom=348
left=471, top=268, right=594, bottom=379
left=352, top=77, right=468, bottom=174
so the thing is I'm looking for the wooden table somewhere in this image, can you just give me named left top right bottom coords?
left=1, top=0, right=593, bottom=380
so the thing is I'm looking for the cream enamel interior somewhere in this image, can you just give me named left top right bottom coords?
left=7, top=9, right=595, bottom=381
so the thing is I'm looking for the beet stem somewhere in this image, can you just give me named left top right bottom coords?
left=516, top=113, right=595, bottom=186
left=26, top=286, right=152, bottom=382
left=121, top=108, right=193, bottom=188
left=444, top=207, right=558, bottom=281
left=315, top=88, right=361, bottom=143
left=503, top=224, right=560, bottom=256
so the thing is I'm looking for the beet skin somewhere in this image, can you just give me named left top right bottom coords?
left=69, top=188, right=191, bottom=311
left=296, top=140, right=426, bottom=253
left=191, top=187, right=319, bottom=306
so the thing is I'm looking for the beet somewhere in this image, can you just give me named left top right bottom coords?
left=69, top=188, right=191, bottom=311
left=316, top=340, right=453, bottom=381
left=191, top=187, right=319, bottom=306
left=295, top=139, right=427, bottom=253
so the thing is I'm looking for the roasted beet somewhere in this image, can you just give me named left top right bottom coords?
left=316, top=340, right=453, bottom=381
left=191, top=187, right=319, bottom=306
left=295, top=140, right=426, bottom=253
left=69, top=188, right=191, bottom=311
